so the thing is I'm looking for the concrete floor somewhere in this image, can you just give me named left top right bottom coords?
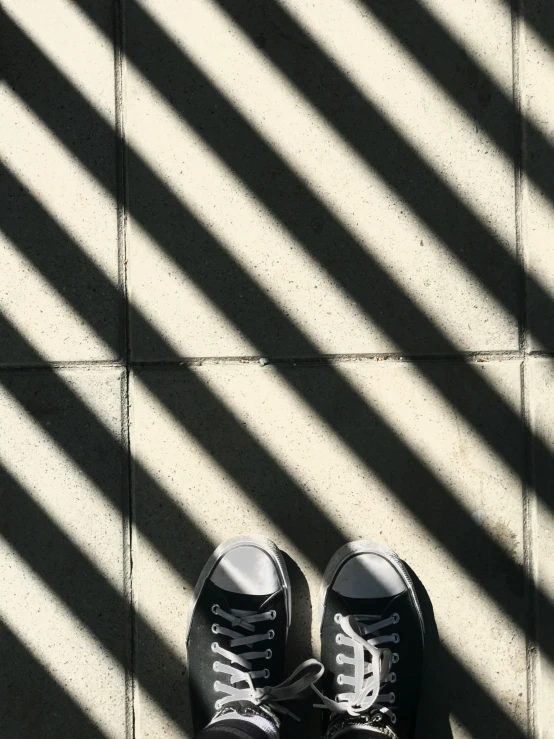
left=1, top=1, right=554, bottom=737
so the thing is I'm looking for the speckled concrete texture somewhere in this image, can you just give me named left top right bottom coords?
left=2, top=0, right=553, bottom=737
left=529, top=359, right=554, bottom=738
left=130, top=362, right=526, bottom=738
left=0, top=0, right=120, bottom=363
left=126, top=0, right=518, bottom=358
left=0, top=369, right=128, bottom=738
left=524, top=1, right=554, bottom=350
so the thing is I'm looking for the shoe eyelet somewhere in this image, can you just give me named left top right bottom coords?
left=392, top=652, right=399, bottom=663
left=211, top=642, right=219, bottom=652
left=265, top=649, right=272, bottom=659
left=211, top=604, right=219, bottom=615
left=214, top=699, right=222, bottom=710
left=335, top=634, right=342, bottom=645
left=391, top=713, right=397, bottom=724
left=392, top=612, right=400, bottom=624
left=392, top=633, right=400, bottom=644
left=211, top=624, right=219, bottom=634
left=264, top=669, right=270, bottom=679
left=268, top=629, right=275, bottom=640
left=336, top=654, right=343, bottom=665
left=334, top=613, right=342, bottom=624
left=337, top=674, right=343, bottom=685
left=389, top=692, right=395, bottom=704
left=269, top=610, right=277, bottom=620
left=389, top=672, right=396, bottom=683
left=213, top=661, right=220, bottom=671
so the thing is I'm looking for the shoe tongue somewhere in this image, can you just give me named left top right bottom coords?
left=217, top=588, right=278, bottom=613
left=343, top=593, right=401, bottom=619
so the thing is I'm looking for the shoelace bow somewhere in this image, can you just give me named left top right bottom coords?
left=211, top=604, right=323, bottom=719
left=312, top=613, right=398, bottom=722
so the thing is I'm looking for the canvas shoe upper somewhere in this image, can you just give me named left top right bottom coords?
left=187, top=536, right=322, bottom=732
left=314, top=542, right=424, bottom=739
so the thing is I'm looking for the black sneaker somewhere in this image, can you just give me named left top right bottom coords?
left=314, top=542, right=424, bottom=739
left=186, top=536, right=322, bottom=732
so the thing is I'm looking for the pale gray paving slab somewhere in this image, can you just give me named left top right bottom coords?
left=528, top=358, right=554, bottom=739
left=0, top=369, right=129, bottom=739
left=523, top=1, right=554, bottom=350
left=130, top=361, right=526, bottom=738
left=127, top=0, right=518, bottom=359
left=0, top=1, right=120, bottom=363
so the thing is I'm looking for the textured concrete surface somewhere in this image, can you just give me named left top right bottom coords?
left=0, top=370, right=128, bottom=739
left=529, top=359, right=554, bottom=738
left=524, top=2, right=554, bottom=350
left=1, top=0, right=553, bottom=738
left=1, top=0, right=120, bottom=363
left=126, top=0, right=518, bottom=358
left=130, top=362, right=526, bottom=738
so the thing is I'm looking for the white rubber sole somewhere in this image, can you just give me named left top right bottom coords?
left=318, top=540, right=425, bottom=642
left=185, top=535, right=292, bottom=644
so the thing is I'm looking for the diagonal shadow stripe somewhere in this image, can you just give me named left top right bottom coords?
left=0, top=619, right=111, bottom=739
left=353, top=0, right=554, bottom=346
left=1, top=10, right=545, bottom=526
left=0, top=19, right=550, bottom=657
left=520, top=0, right=554, bottom=67
left=0, top=458, right=526, bottom=739
left=73, top=0, right=528, bottom=347
left=0, top=162, right=539, bottom=655
left=0, top=11, right=544, bottom=736
left=208, top=0, right=533, bottom=339
left=39, top=0, right=550, bottom=523
left=0, top=136, right=535, bottom=739
left=0, top=461, right=186, bottom=731
left=212, top=0, right=554, bottom=348
left=0, top=279, right=543, bottom=736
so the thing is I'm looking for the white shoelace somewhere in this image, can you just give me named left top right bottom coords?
left=211, top=604, right=324, bottom=717
left=312, top=613, right=399, bottom=723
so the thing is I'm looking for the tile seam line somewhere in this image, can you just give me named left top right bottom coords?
left=6, top=352, right=554, bottom=372
left=113, top=0, right=135, bottom=738
left=512, top=0, right=537, bottom=735
left=131, top=351, right=527, bottom=365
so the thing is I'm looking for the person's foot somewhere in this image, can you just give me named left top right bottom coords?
left=186, top=536, right=322, bottom=732
left=314, top=542, right=425, bottom=739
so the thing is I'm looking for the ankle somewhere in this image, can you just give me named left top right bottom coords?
left=202, top=707, right=280, bottom=739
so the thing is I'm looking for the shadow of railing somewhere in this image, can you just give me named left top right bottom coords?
left=0, top=379, right=526, bottom=739
left=1, top=9, right=545, bottom=626
left=0, top=165, right=540, bottom=663
left=2, top=5, right=549, bottom=533
left=0, top=206, right=534, bottom=737
left=0, top=261, right=534, bottom=739
left=1, top=1, right=552, bottom=736
left=0, top=619, right=111, bottom=739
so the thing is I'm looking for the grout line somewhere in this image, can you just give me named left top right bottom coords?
left=4, top=351, right=554, bottom=373
left=2, top=352, right=554, bottom=374
left=513, top=0, right=538, bottom=734
left=0, top=360, right=126, bottom=371
left=113, top=0, right=135, bottom=737
left=521, top=357, right=538, bottom=739
left=513, top=0, right=527, bottom=357
left=130, top=351, right=527, bottom=366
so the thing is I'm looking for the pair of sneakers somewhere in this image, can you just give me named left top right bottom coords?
left=186, top=536, right=424, bottom=739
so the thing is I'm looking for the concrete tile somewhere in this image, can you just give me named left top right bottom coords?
left=528, top=358, right=554, bottom=738
left=523, top=2, right=554, bottom=350
left=0, top=1, right=120, bottom=363
left=127, top=0, right=518, bottom=359
left=130, top=361, right=526, bottom=738
left=0, top=369, right=128, bottom=738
